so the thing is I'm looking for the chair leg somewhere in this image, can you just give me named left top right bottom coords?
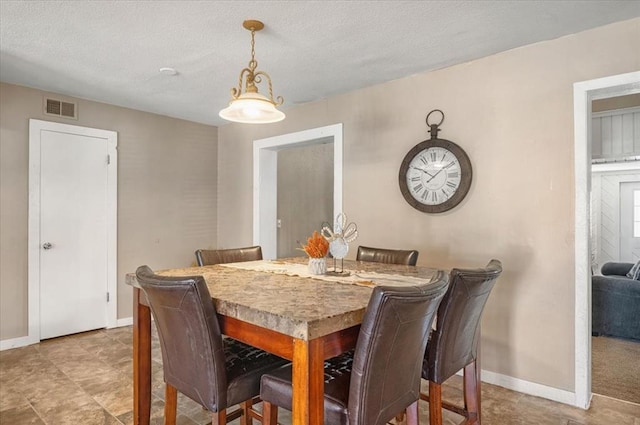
left=212, top=409, right=227, bottom=425
left=428, top=381, right=443, bottom=425
left=405, top=400, right=419, bottom=425
left=164, top=383, right=178, bottom=425
left=476, top=357, right=482, bottom=424
left=261, top=400, right=278, bottom=425
left=240, top=400, right=252, bottom=425
left=463, top=360, right=480, bottom=425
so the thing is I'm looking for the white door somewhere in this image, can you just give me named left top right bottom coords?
left=30, top=120, right=117, bottom=340
left=620, top=181, right=640, bottom=263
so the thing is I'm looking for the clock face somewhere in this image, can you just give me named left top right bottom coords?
left=399, top=138, right=472, bottom=213
left=406, top=147, right=461, bottom=206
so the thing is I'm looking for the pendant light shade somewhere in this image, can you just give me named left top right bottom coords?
left=219, top=92, right=285, bottom=124
left=219, top=20, right=285, bottom=124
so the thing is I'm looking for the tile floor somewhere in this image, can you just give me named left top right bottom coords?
left=1, top=326, right=639, bottom=424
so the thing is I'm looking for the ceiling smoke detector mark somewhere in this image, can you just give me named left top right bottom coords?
left=159, top=67, right=178, bottom=76
left=44, top=97, right=77, bottom=120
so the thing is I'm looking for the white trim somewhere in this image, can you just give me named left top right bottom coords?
left=0, top=335, right=35, bottom=351
left=115, top=317, right=133, bottom=327
left=106, top=131, right=118, bottom=329
left=591, top=105, right=640, bottom=118
left=28, top=119, right=118, bottom=343
left=480, top=369, right=576, bottom=406
left=592, top=160, right=640, bottom=173
left=573, top=71, right=640, bottom=409
left=253, top=124, right=343, bottom=259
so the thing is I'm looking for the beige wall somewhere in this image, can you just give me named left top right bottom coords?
left=217, top=18, right=640, bottom=392
left=0, top=83, right=218, bottom=340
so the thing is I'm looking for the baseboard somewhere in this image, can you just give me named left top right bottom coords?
left=114, top=317, right=133, bottom=327
left=479, top=369, right=578, bottom=407
left=0, top=335, right=37, bottom=351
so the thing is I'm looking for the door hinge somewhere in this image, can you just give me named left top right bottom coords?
left=107, top=154, right=111, bottom=165
left=107, top=292, right=110, bottom=302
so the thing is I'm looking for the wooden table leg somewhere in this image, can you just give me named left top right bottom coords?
left=292, top=338, right=324, bottom=425
left=133, top=287, right=152, bottom=425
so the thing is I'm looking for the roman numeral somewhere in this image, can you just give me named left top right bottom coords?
left=422, top=190, right=429, bottom=201
left=448, top=171, right=459, bottom=178
left=446, top=181, right=457, bottom=189
left=420, top=156, right=428, bottom=165
left=430, top=151, right=437, bottom=162
left=413, top=184, right=424, bottom=193
left=411, top=176, right=420, bottom=182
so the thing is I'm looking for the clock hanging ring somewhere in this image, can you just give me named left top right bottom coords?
left=398, top=110, right=472, bottom=213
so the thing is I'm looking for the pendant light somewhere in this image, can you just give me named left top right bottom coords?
left=219, top=20, right=285, bottom=124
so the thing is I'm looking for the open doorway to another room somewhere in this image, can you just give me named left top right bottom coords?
left=253, top=124, right=343, bottom=260
left=276, top=141, right=334, bottom=258
left=589, top=94, right=640, bottom=405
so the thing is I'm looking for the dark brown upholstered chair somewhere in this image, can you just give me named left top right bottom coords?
left=356, top=245, right=419, bottom=266
left=135, top=265, right=288, bottom=425
left=421, top=259, right=502, bottom=425
left=195, top=246, right=263, bottom=266
left=260, top=272, right=449, bottom=425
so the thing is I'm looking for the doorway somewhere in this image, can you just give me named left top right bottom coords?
left=253, top=124, right=343, bottom=259
left=573, top=71, right=640, bottom=408
left=589, top=103, right=640, bottom=404
left=28, top=119, right=117, bottom=342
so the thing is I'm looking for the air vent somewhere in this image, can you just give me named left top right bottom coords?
left=44, top=97, right=77, bottom=119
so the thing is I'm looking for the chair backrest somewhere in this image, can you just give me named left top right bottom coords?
left=348, top=272, right=449, bottom=425
left=355, top=245, right=419, bottom=266
left=195, top=245, right=263, bottom=266
left=135, top=265, right=227, bottom=412
left=424, top=259, right=503, bottom=384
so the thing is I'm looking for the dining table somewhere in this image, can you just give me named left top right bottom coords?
left=127, top=257, right=442, bottom=425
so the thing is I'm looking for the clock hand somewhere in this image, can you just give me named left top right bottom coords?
left=425, top=168, right=444, bottom=183
left=410, top=166, right=434, bottom=177
left=425, top=161, right=455, bottom=183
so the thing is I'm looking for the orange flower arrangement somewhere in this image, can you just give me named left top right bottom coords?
left=300, top=231, right=329, bottom=258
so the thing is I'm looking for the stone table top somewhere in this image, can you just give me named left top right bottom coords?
left=126, top=258, right=441, bottom=341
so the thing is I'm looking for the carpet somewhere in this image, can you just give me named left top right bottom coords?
left=592, top=336, right=640, bottom=404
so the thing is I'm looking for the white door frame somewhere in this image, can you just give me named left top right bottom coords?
left=253, top=124, right=343, bottom=259
left=28, top=119, right=118, bottom=344
left=573, top=71, right=640, bottom=409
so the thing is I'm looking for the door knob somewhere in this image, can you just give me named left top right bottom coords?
left=42, top=242, right=53, bottom=250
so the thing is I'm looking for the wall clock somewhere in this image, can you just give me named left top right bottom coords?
left=399, top=110, right=472, bottom=213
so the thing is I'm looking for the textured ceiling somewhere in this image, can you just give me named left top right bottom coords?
left=1, top=1, right=639, bottom=126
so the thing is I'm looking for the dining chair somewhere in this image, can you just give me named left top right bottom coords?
left=195, top=245, right=263, bottom=266
left=259, top=272, right=449, bottom=425
left=135, top=265, right=288, bottom=425
left=356, top=245, right=419, bottom=266
left=421, top=259, right=503, bottom=425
